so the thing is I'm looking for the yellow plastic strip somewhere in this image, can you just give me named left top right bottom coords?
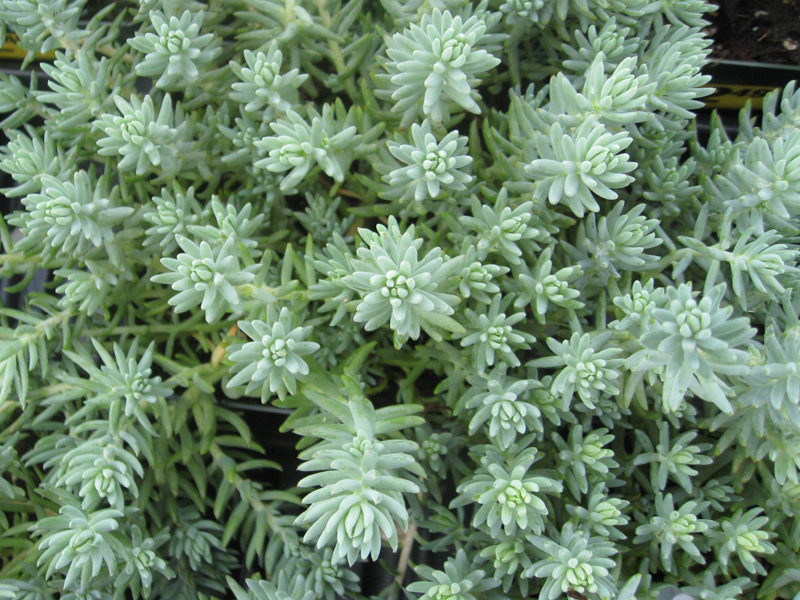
left=0, top=33, right=57, bottom=61
left=703, top=84, right=778, bottom=110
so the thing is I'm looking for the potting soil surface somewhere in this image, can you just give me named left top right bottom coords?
left=708, top=0, right=800, bottom=65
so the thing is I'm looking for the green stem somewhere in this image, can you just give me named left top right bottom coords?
left=208, top=441, right=295, bottom=543
left=3, top=401, right=42, bottom=438
left=0, top=253, right=34, bottom=266
left=0, top=544, right=36, bottom=580
left=398, top=361, right=427, bottom=402
left=506, top=22, right=526, bottom=89
left=161, top=361, right=228, bottom=388
left=314, top=0, right=360, bottom=103
left=81, top=320, right=233, bottom=338
left=21, top=383, right=75, bottom=402
left=8, top=309, right=73, bottom=349
left=606, top=277, right=622, bottom=299
left=0, top=253, right=44, bottom=275
left=97, top=44, right=135, bottom=63
left=648, top=248, right=693, bottom=273
left=596, top=289, right=607, bottom=330
left=567, top=308, right=583, bottom=335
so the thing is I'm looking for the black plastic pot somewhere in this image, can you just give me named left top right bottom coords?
left=697, top=58, right=800, bottom=142
left=703, top=58, right=800, bottom=110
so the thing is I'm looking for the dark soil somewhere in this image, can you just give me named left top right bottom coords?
left=708, top=0, right=800, bottom=65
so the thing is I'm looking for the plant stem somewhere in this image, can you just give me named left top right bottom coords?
left=6, top=309, right=73, bottom=353
left=0, top=253, right=33, bottom=266
left=209, top=441, right=296, bottom=543
left=314, top=0, right=360, bottom=103
left=82, top=320, right=233, bottom=338
left=0, top=253, right=42, bottom=275
left=97, top=44, right=135, bottom=63
left=0, top=544, right=34, bottom=580
left=3, top=404, right=36, bottom=438
left=389, top=521, right=417, bottom=600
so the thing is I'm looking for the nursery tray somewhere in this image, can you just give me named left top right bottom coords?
left=703, top=59, right=800, bottom=110
left=0, top=33, right=56, bottom=61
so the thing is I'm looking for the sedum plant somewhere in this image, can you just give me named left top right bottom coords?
left=0, top=1, right=799, bottom=600
left=380, top=119, right=473, bottom=205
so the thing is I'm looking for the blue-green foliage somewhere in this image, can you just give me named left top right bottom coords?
left=292, top=378, right=424, bottom=564
left=227, top=306, right=320, bottom=400
left=129, top=10, right=220, bottom=90
left=341, top=216, right=463, bottom=347
left=376, top=8, right=502, bottom=126
left=0, top=1, right=799, bottom=600
left=380, top=119, right=473, bottom=205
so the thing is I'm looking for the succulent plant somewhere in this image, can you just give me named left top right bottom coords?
left=0, top=1, right=798, bottom=599
left=130, top=10, right=220, bottom=90
left=227, top=306, right=320, bottom=401
left=376, top=8, right=502, bottom=126
left=342, top=216, right=462, bottom=347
